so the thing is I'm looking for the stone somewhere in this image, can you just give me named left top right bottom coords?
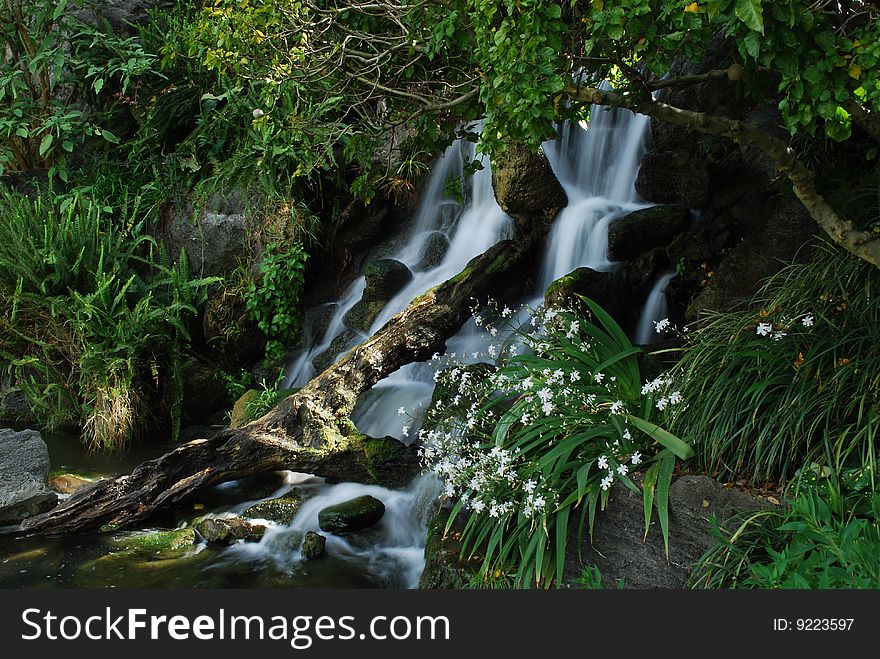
left=491, top=142, right=567, bottom=235
left=311, top=329, right=358, bottom=374
left=362, top=259, right=413, bottom=300
left=230, top=389, right=262, bottom=429
left=111, top=528, right=197, bottom=553
left=563, top=475, right=767, bottom=588
left=418, top=506, right=479, bottom=589
left=194, top=516, right=266, bottom=544
left=416, top=231, right=451, bottom=271
left=181, top=362, right=231, bottom=423
left=634, top=150, right=711, bottom=208
left=1, top=387, right=32, bottom=420
left=301, top=531, right=326, bottom=560
left=544, top=266, right=630, bottom=324
left=318, top=495, right=385, bottom=533
left=47, top=473, right=96, bottom=495
left=242, top=495, right=302, bottom=525
left=607, top=205, right=691, bottom=262
left=343, top=298, right=388, bottom=334
left=0, top=428, right=58, bottom=524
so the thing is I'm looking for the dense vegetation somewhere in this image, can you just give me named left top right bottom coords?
left=1, top=0, right=878, bottom=589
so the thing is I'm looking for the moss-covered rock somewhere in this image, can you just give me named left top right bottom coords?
left=47, top=471, right=99, bottom=495
left=607, top=205, right=691, bottom=262
left=194, top=516, right=266, bottom=544
left=418, top=506, right=479, bottom=589
left=229, top=387, right=298, bottom=429
left=301, top=531, right=326, bottom=560
left=242, top=495, right=302, bottom=525
left=318, top=495, right=385, bottom=533
left=343, top=298, right=388, bottom=334
left=110, top=528, right=197, bottom=553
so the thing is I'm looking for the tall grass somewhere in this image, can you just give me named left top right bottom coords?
left=664, top=242, right=880, bottom=483
left=0, top=189, right=213, bottom=450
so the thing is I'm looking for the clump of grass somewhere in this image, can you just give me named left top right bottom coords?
left=664, top=241, right=880, bottom=483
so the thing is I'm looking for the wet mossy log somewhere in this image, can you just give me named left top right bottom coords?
left=22, top=239, right=536, bottom=534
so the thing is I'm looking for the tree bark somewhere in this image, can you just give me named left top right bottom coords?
left=565, top=85, right=880, bottom=270
left=22, top=239, right=537, bottom=534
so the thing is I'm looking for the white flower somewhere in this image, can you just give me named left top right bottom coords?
left=656, top=397, right=668, bottom=411
left=653, top=318, right=671, bottom=333
left=597, top=455, right=609, bottom=470
left=522, top=376, right=534, bottom=390
left=398, top=406, right=406, bottom=416
left=252, top=108, right=265, bottom=119
left=668, top=391, right=683, bottom=405
left=537, top=388, right=553, bottom=403
left=594, top=372, right=605, bottom=384
left=471, top=500, right=485, bottom=513
left=541, top=401, right=555, bottom=416
left=570, top=371, right=581, bottom=383
left=401, top=424, right=411, bottom=437
left=610, top=400, right=625, bottom=415
left=630, top=451, right=642, bottom=465
left=773, top=331, right=786, bottom=341
left=756, top=322, right=773, bottom=337
left=623, top=429, right=632, bottom=441
left=600, top=474, right=614, bottom=491
left=487, top=345, right=497, bottom=358
left=501, top=306, right=513, bottom=318
left=802, top=315, right=814, bottom=327
left=523, top=479, right=537, bottom=494
left=566, top=320, right=580, bottom=339
left=520, top=412, right=530, bottom=425
left=617, top=464, right=629, bottom=476
left=533, top=495, right=546, bottom=512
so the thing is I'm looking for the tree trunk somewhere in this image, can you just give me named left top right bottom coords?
left=22, top=239, right=538, bottom=534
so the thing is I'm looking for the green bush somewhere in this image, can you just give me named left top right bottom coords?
left=664, top=242, right=880, bottom=483
left=0, top=189, right=214, bottom=450
left=418, top=298, right=693, bottom=587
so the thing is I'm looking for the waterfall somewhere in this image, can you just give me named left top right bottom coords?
left=537, top=99, right=650, bottom=291
left=635, top=272, right=676, bottom=345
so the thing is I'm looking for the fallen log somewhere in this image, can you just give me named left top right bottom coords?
left=22, top=238, right=537, bottom=534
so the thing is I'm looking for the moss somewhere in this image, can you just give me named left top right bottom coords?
left=110, top=528, right=196, bottom=553
left=363, top=436, right=406, bottom=481
left=230, top=387, right=299, bottom=428
left=242, top=495, right=302, bottom=525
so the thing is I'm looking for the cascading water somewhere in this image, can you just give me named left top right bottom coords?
left=635, top=271, right=676, bottom=345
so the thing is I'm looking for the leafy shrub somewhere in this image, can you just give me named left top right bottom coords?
left=0, top=189, right=213, bottom=450
left=244, top=241, right=308, bottom=360
left=418, top=298, right=693, bottom=586
left=663, top=242, right=880, bottom=483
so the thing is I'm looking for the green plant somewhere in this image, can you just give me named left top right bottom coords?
left=418, top=298, right=693, bottom=587
left=244, top=241, right=308, bottom=360
left=244, top=374, right=296, bottom=421
left=0, top=0, right=122, bottom=181
left=0, top=189, right=214, bottom=450
left=664, top=242, right=880, bottom=483
left=572, top=565, right=625, bottom=589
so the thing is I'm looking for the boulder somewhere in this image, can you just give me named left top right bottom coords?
left=318, top=495, right=385, bottom=533
left=416, top=231, right=451, bottom=271
left=491, top=141, right=567, bottom=235
left=48, top=472, right=97, bottom=495
left=607, top=205, right=691, bottom=262
left=564, top=475, right=766, bottom=588
left=243, top=495, right=302, bottom=525
left=544, top=267, right=630, bottom=323
left=418, top=506, right=479, bottom=589
left=301, top=531, right=326, bottom=560
left=0, top=428, right=58, bottom=524
left=111, top=528, right=197, bottom=553
left=194, top=517, right=266, bottom=544
left=0, top=388, right=31, bottom=420
left=230, top=389, right=262, bottom=429
left=343, top=259, right=413, bottom=333
left=634, top=150, right=711, bottom=208
left=343, top=299, right=389, bottom=335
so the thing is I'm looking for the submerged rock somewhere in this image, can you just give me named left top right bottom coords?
left=194, top=517, right=266, bottom=544
left=243, top=495, right=302, bottom=525
left=301, top=531, right=326, bottom=560
left=47, top=472, right=98, bottom=495
left=416, top=231, right=451, bottom=271
left=111, top=528, right=197, bottom=553
left=0, top=428, right=58, bottom=524
left=318, top=495, right=385, bottom=533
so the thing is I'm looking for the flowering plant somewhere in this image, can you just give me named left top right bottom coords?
left=416, top=297, right=693, bottom=586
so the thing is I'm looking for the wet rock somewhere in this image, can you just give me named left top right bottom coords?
left=491, top=142, right=567, bottom=235
left=301, top=531, right=326, bottom=560
left=418, top=506, right=479, bottom=589
left=544, top=266, right=630, bottom=323
left=416, top=231, right=451, bottom=271
left=607, top=205, right=691, bottom=262
left=0, top=428, right=58, bottom=524
left=1, top=388, right=32, bottom=421
left=312, top=328, right=358, bottom=373
left=47, top=473, right=97, bottom=495
left=111, top=528, right=197, bottom=553
left=243, top=495, right=302, bottom=525
left=194, top=517, right=266, bottom=544
left=318, top=495, right=385, bottom=533
left=635, top=150, right=711, bottom=208
left=343, top=259, right=413, bottom=333
left=230, top=389, right=262, bottom=429
left=564, top=475, right=767, bottom=588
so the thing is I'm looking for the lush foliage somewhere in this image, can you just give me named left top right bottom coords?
left=661, top=242, right=880, bottom=483
left=0, top=190, right=213, bottom=450
left=417, top=298, right=693, bottom=586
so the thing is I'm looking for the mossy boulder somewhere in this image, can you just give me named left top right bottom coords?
left=416, top=231, right=451, bottom=271
left=111, top=528, right=197, bottom=553
left=343, top=298, right=388, bottom=334
left=242, top=495, right=302, bottom=525
left=194, top=516, right=266, bottom=544
left=230, top=387, right=298, bottom=429
left=419, top=506, right=479, bottom=589
left=301, top=531, right=326, bottom=560
left=363, top=259, right=413, bottom=300
left=318, top=495, right=385, bottom=533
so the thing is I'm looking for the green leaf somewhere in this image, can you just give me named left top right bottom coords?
left=100, top=130, right=120, bottom=144
left=38, top=133, right=53, bottom=157
left=735, top=0, right=765, bottom=34
left=93, top=78, right=104, bottom=94
left=626, top=415, right=694, bottom=460
left=656, top=450, right=676, bottom=557
left=707, top=0, right=723, bottom=21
